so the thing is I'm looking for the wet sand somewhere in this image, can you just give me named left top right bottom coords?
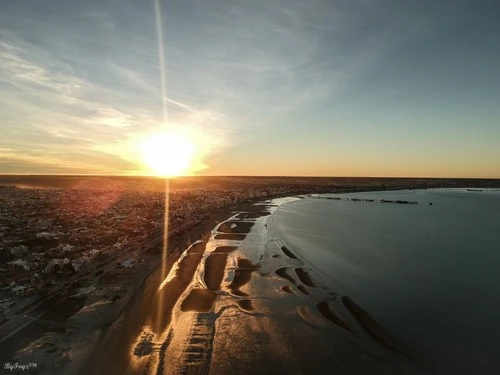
left=295, top=268, right=315, bottom=287
left=204, top=253, right=229, bottom=291
left=210, top=246, right=238, bottom=254
left=275, top=267, right=296, bottom=284
left=317, top=301, right=351, bottom=332
left=79, top=202, right=275, bottom=375
left=78, top=208, right=240, bottom=375
left=80, top=198, right=425, bottom=375
left=180, top=289, right=217, bottom=313
left=216, top=221, right=255, bottom=234
left=213, top=234, right=246, bottom=241
left=281, top=246, right=297, bottom=259
left=228, top=258, right=260, bottom=297
left=341, top=296, right=417, bottom=359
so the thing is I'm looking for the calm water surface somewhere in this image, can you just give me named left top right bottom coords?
left=270, top=189, right=500, bottom=374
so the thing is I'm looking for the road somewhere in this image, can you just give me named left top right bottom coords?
left=0, top=225, right=172, bottom=344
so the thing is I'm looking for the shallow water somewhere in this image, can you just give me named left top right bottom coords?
left=160, top=196, right=427, bottom=374
left=126, top=191, right=500, bottom=374
left=271, top=189, right=500, bottom=374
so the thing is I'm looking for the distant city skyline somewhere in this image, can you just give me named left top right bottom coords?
left=1, top=0, right=500, bottom=178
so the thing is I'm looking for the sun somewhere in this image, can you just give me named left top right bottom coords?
left=138, top=132, right=194, bottom=177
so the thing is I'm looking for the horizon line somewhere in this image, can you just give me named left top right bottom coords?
left=0, top=173, right=499, bottom=180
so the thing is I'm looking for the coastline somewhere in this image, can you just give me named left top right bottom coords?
left=71, top=192, right=419, bottom=374
left=0, top=190, right=423, bottom=373
left=111, top=193, right=423, bottom=375
left=78, top=201, right=271, bottom=375
left=3, top=184, right=500, bottom=373
left=10, top=188, right=492, bottom=373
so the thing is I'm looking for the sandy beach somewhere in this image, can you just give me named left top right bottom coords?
left=72, top=197, right=425, bottom=375
left=77, top=202, right=278, bottom=375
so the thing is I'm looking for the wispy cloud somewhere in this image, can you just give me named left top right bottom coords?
left=0, top=32, right=88, bottom=99
left=160, top=0, right=371, bottom=125
left=0, top=0, right=397, bottom=175
left=0, top=24, right=234, bottom=174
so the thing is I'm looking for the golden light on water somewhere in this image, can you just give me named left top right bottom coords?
left=139, top=131, right=195, bottom=177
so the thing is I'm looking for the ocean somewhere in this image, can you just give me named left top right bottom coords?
left=269, top=189, right=500, bottom=374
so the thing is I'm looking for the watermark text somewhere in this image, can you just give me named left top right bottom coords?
left=4, top=363, right=38, bottom=371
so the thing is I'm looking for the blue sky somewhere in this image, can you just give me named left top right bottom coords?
left=1, top=0, right=499, bottom=177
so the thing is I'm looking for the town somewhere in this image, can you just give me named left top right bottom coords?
left=1, top=175, right=498, bottom=320
left=0, top=179, right=340, bottom=316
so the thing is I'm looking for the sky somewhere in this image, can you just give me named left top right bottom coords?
left=1, top=0, right=500, bottom=177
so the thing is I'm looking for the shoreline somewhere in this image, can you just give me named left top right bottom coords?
left=79, top=201, right=269, bottom=375
left=6, top=188, right=472, bottom=373
left=117, top=193, right=422, bottom=374
left=5, top=188, right=500, bottom=373
left=3, top=191, right=415, bottom=373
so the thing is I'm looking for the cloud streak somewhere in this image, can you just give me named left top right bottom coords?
left=0, top=21, right=233, bottom=174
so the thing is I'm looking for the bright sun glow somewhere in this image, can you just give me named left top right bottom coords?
left=139, top=132, right=194, bottom=177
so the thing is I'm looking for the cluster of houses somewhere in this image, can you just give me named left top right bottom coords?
left=0, top=185, right=300, bottom=301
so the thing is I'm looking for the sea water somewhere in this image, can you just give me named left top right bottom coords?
left=270, top=189, right=500, bottom=373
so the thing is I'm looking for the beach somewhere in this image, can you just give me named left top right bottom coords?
left=79, top=201, right=282, bottom=375
left=1, top=201, right=251, bottom=374
left=7, top=190, right=500, bottom=374
left=78, top=196, right=426, bottom=375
